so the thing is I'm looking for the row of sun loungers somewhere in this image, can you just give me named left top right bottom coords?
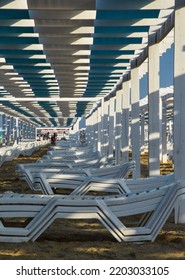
left=16, top=161, right=136, bottom=192
left=0, top=141, right=183, bottom=243
left=16, top=167, right=175, bottom=198
left=0, top=140, right=49, bottom=167
left=0, top=180, right=183, bottom=242
left=37, top=156, right=111, bottom=168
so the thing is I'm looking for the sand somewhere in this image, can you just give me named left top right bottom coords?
left=0, top=145, right=185, bottom=260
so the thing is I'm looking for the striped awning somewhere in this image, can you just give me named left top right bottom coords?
left=0, top=0, right=174, bottom=127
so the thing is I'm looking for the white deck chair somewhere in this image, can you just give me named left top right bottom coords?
left=16, top=154, right=108, bottom=173
left=43, top=150, right=101, bottom=161
left=17, top=161, right=135, bottom=191
left=31, top=172, right=174, bottom=197
left=41, top=155, right=102, bottom=163
left=0, top=180, right=183, bottom=243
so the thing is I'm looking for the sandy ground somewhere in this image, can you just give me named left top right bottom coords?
left=0, top=145, right=185, bottom=260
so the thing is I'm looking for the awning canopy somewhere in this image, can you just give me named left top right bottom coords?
left=0, top=0, right=174, bottom=127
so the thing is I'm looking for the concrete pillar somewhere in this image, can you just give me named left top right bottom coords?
left=140, top=109, right=145, bottom=153
left=28, top=124, right=32, bottom=140
left=97, top=104, right=101, bottom=153
left=174, top=0, right=185, bottom=223
left=12, top=117, right=16, bottom=143
left=174, top=0, right=185, bottom=180
left=2, top=114, right=5, bottom=145
left=85, top=117, right=90, bottom=146
left=75, top=119, right=81, bottom=145
left=102, top=99, right=109, bottom=157
left=0, top=114, right=2, bottom=146
left=94, top=108, right=99, bottom=151
left=159, top=96, right=163, bottom=161
left=100, top=98, right=105, bottom=155
left=32, top=125, right=36, bottom=140
left=15, top=118, right=20, bottom=144
left=148, top=43, right=160, bottom=176
left=86, top=114, right=92, bottom=147
left=90, top=110, right=96, bottom=151
left=9, top=117, right=14, bottom=144
left=108, top=96, right=115, bottom=159
left=6, top=116, right=11, bottom=145
left=72, top=120, right=80, bottom=145
left=25, top=123, right=28, bottom=140
left=121, top=81, right=130, bottom=163
left=115, top=89, right=123, bottom=164
left=90, top=112, right=96, bottom=150
left=23, top=122, right=26, bottom=140
left=97, top=100, right=104, bottom=154
left=131, top=67, right=141, bottom=178
left=161, top=99, right=168, bottom=163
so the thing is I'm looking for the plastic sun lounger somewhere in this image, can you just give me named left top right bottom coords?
left=0, top=180, right=183, bottom=243
left=16, top=154, right=108, bottom=173
left=49, top=145, right=94, bottom=153
left=31, top=172, right=174, bottom=197
left=46, top=150, right=88, bottom=158
left=41, top=155, right=101, bottom=163
left=0, top=140, right=49, bottom=166
left=17, top=161, right=136, bottom=191
left=126, top=173, right=175, bottom=192
left=35, top=157, right=109, bottom=167
left=33, top=174, right=132, bottom=195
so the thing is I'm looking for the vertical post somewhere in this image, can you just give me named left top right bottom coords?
left=148, top=43, right=160, bottom=176
left=91, top=111, right=96, bottom=151
left=97, top=105, right=101, bottom=152
left=15, top=118, right=19, bottom=144
left=103, top=99, right=109, bottom=157
left=9, top=117, right=14, bottom=144
left=33, top=125, right=36, bottom=140
left=131, top=67, right=141, bottom=178
left=29, top=124, right=31, bottom=140
left=174, top=0, right=185, bottom=223
left=140, top=109, right=145, bottom=153
left=6, top=115, right=10, bottom=145
left=108, top=96, right=115, bottom=159
left=90, top=112, right=96, bottom=149
left=24, top=123, right=27, bottom=140
left=115, top=89, right=122, bottom=164
left=159, top=96, right=163, bottom=161
left=87, top=114, right=92, bottom=148
left=85, top=117, right=90, bottom=146
left=121, top=81, right=130, bottom=163
left=12, top=117, right=16, bottom=143
left=0, top=114, right=2, bottom=146
left=100, top=98, right=105, bottom=155
left=97, top=100, right=104, bottom=154
left=72, top=120, right=78, bottom=145
left=94, top=107, right=99, bottom=151
left=161, top=98, right=168, bottom=163
left=34, top=126, right=37, bottom=141
left=2, top=114, right=6, bottom=145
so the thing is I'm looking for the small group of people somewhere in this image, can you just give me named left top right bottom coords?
left=37, top=130, right=69, bottom=145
